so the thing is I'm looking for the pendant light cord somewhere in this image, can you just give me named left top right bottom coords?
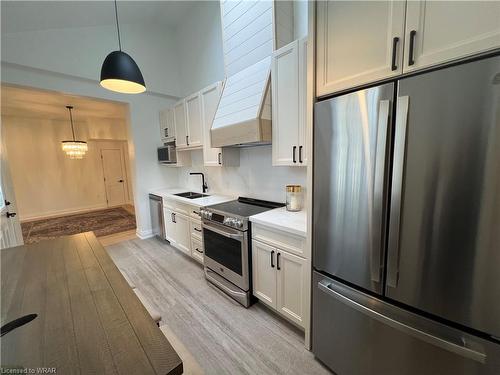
left=66, top=106, right=76, bottom=141
left=114, top=0, right=122, bottom=51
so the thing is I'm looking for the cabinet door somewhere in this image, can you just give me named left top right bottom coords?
left=252, top=240, right=277, bottom=308
left=185, top=92, right=203, bottom=148
left=272, top=40, right=300, bottom=166
left=404, top=1, right=500, bottom=73
left=174, top=100, right=188, bottom=148
left=159, top=110, right=168, bottom=139
left=201, top=82, right=223, bottom=166
left=297, top=37, right=308, bottom=166
left=163, top=208, right=176, bottom=244
left=191, top=237, right=204, bottom=264
left=316, top=0, right=406, bottom=96
left=276, top=250, right=306, bottom=327
left=173, top=212, right=191, bottom=256
left=165, top=108, right=175, bottom=140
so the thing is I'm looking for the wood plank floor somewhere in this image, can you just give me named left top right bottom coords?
left=106, top=238, right=332, bottom=375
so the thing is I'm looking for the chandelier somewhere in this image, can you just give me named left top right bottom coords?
left=61, top=106, right=88, bottom=159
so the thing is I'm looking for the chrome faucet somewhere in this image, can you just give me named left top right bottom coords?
left=189, top=172, right=208, bottom=193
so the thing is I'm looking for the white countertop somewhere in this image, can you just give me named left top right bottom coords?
left=250, top=206, right=307, bottom=237
left=149, top=187, right=235, bottom=207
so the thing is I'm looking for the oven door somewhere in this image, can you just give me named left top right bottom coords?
left=202, top=221, right=249, bottom=291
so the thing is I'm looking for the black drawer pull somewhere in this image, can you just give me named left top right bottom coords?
left=409, top=30, right=417, bottom=66
left=271, top=250, right=275, bottom=268
left=391, top=37, right=399, bottom=71
left=293, top=146, right=297, bottom=163
left=277, top=252, right=281, bottom=270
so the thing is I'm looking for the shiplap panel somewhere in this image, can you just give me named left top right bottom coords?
left=225, top=24, right=273, bottom=65
left=222, top=0, right=241, bottom=16
left=213, top=107, right=261, bottom=128
left=224, top=8, right=272, bottom=53
left=221, top=0, right=274, bottom=77
left=226, top=39, right=273, bottom=77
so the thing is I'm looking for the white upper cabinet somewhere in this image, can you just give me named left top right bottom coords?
left=316, top=0, right=406, bottom=96
left=173, top=100, right=188, bottom=148
left=403, top=1, right=500, bottom=72
left=200, top=81, right=239, bottom=167
left=272, top=38, right=308, bottom=166
left=159, top=108, right=175, bottom=141
left=185, top=92, right=203, bottom=149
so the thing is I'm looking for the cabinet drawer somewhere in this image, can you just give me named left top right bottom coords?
left=190, top=207, right=202, bottom=220
left=190, top=219, right=202, bottom=240
left=163, top=198, right=191, bottom=215
left=252, top=224, right=306, bottom=258
left=191, top=237, right=204, bottom=264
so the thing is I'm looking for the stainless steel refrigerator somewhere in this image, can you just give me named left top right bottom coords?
left=313, top=54, right=500, bottom=374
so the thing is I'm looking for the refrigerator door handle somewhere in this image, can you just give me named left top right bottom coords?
left=387, top=96, right=410, bottom=288
left=317, top=279, right=487, bottom=364
left=371, top=99, right=391, bottom=283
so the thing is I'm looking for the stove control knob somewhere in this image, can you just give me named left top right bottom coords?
left=235, top=220, right=243, bottom=228
left=224, top=217, right=235, bottom=226
left=208, top=212, right=212, bottom=220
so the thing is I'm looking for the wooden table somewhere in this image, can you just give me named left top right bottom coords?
left=1, top=232, right=183, bottom=375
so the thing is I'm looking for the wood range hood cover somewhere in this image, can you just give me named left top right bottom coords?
left=211, top=1, right=293, bottom=148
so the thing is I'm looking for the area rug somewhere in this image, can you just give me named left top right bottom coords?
left=21, top=207, right=136, bottom=244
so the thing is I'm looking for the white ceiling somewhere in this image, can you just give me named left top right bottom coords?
left=1, top=1, right=196, bottom=34
left=2, top=85, right=129, bottom=120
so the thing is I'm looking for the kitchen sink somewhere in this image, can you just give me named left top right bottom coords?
left=174, top=192, right=209, bottom=199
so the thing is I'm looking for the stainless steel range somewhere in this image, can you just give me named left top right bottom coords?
left=200, top=197, right=284, bottom=307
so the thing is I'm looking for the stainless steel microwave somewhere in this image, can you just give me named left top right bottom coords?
left=157, top=142, right=176, bottom=164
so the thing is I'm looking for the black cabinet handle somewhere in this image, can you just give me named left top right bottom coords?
left=299, top=146, right=303, bottom=163
left=277, top=252, right=281, bottom=270
left=218, top=152, right=222, bottom=165
left=186, top=135, right=189, bottom=146
left=118, top=179, right=124, bottom=183
left=195, top=248, right=203, bottom=254
left=271, top=250, right=275, bottom=268
left=5, top=200, right=11, bottom=206
left=194, top=228, right=202, bottom=232
left=409, top=30, right=417, bottom=66
left=391, top=37, right=399, bottom=71
left=172, top=213, right=176, bottom=223
left=6, top=212, right=16, bottom=219
left=293, top=146, right=297, bottom=163
left=193, top=210, right=201, bottom=216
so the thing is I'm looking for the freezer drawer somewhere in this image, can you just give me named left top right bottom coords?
left=312, top=271, right=500, bottom=375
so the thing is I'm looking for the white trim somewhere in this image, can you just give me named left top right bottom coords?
left=20, top=203, right=108, bottom=222
left=136, top=228, right=154, bottom=240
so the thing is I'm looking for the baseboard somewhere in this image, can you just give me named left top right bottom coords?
left=136, top=228, right=154, bottom=240
left=20, top=204, right=109, bottom=222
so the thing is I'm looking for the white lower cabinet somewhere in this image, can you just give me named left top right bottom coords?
left=172, top=212, right=190, bottom=256
left=163, top=208, right=176, bottom=243
left=252, top=240, right=277, bottom=307
left=252, top=238, right=306, bottom=327
left=191, top=237, right=204, bottom=264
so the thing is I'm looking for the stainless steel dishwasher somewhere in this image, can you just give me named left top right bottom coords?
left=148, top=194, right=165, bottom=239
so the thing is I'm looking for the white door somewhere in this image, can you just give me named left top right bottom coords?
left=316, top=0, right=406, bottom=96
left=173, top=212, right=191, bottom=256
left=0, top=142, right=23, bottom=249
left=100, top=148, right=128, bottom=207
left=174, top=100, right=188, bottom=148
left=276, top=250, right=306, bottom=327
left=272, top=40, right=300, bottom=166
left=404, top=1, right=500, bottom=73
left=164, top=207, right=176, bottom=244
left=252, top=240, right=277, bottom=308
left=201, top=82, right=223, bottom=166
left=185, top=93, right=203, bottom=148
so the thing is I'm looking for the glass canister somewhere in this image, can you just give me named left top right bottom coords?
left=286, top=185, right=303, bottom=212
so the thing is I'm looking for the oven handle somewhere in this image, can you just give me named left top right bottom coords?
left=203, top=222, right=244, bottom=241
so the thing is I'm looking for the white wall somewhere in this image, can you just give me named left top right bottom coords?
left=1, top=64, right=179, bottom=237
left=3, top=114, right=131, bottom=220
left=2, top=22, right=182, bottom=97
left=175, top=1, right=225, bottom=96
left=178, top=147, right=306, bottom=204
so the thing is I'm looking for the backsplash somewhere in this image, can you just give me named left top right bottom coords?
left=177, top=146, right=307, bottom=204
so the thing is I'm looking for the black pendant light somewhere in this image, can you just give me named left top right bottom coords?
left=100, top=0, right=146, bottom=94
